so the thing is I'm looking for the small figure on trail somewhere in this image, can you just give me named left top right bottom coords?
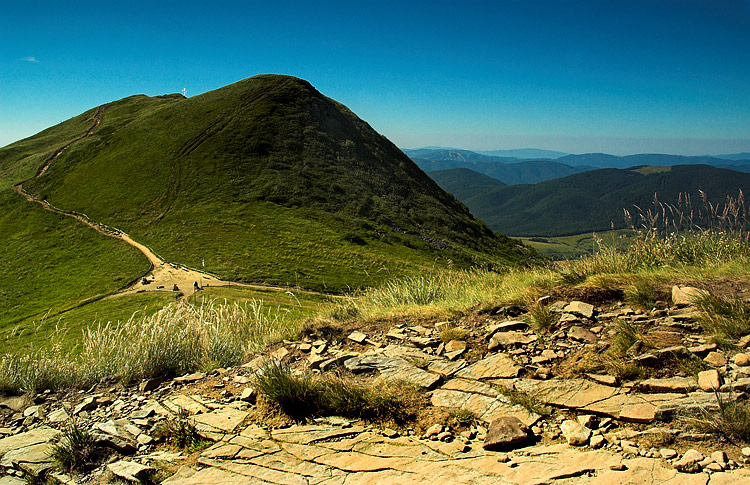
left=172, top=284, right=179, bottom=291
left=193, top=281, right=200, bottom=291
left=141, top=277, right=149, bottom=285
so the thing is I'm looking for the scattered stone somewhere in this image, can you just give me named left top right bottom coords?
left=560, top=420, right=591, bottom=446
left=73, top=396, right=97, bottom=415
left=568, top=326, right=597, bottom=343
left=348, top=331, right=367, bottom=344
left=734, top=353, right=750, bottom=366
left=563, top=301, right=595, bottom=319
left=609, top=463, right=627, bottom=471
left=589, top=435, right=606, bottom=449
left=639, top=377, right=697, bottom=394
left=634, top=353, right=660, bottom=367
left=108, top=460, right=156, bottom=482
left=139, top=377, right=163, bottom=393
left=587, top=374, right=618, bottom=386
left=488, top=331, right=535, bottom=350
left=711, top=450, right=728, bottom=466
left=698, top=369, right=722, bottom=391
left=739, top=335, right=750, bottom=348
left=660, top=448, right=678, bottom=460
left=673, top=449, right=704, bottom=473
left=577, top=415, right=597, bottom=429
left=424, top=424, right=443, bottom=439
left=173, top=372, right=206, bottom=384
left=704, top=351, right=727, bottom=367
left=444, top=340, right=466, bottom=360
left=483, top=417, right=529, bottom=450
left=688, top=343, right=716, bottom=356
left=238, top=388, right=256, bottom=403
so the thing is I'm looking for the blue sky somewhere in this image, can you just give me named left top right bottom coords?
left=2, top=0, right=749, bottom=155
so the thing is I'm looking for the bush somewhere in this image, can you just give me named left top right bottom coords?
left=254, top=361, right=420, bottom=423
left=154, top=410, right=209, bottom=451
left=52, top=421, right=106, bottom=472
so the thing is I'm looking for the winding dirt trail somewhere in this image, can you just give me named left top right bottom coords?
left=15, top=107, right=284, bottom=299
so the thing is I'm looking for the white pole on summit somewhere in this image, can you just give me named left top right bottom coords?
left=182, top=87, right=187, bottom=97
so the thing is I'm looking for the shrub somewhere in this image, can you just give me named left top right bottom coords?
left=155, top=410, right=209, bottom=451
left=52, top=421, right=106, bottom=472
left=526, top=301, right=555, bottom=334
left=254, top=361, right=420, bottom=423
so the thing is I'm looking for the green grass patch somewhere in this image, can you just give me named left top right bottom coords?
left=0, top=189, right=150, bottom=331
left=254, top=361, right=420, bottom=423
left=0, top=292, right=175, bottom=355
left=694, top=293, right=750, bottom=341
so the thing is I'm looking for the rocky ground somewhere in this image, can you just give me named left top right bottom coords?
left=2, top=285, right=750, bottom=484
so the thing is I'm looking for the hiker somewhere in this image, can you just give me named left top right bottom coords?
left=173, top=284, right=179, bottom=291
left=193, top=281, right=200, bottom=291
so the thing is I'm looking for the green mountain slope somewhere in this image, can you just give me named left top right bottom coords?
left=428, top=168, right=505, bottom=200
left=446, top=165, right=750, bottom=236
left=2, top=74, right=531, bottom=294
left=0, top=190, right=150, bottom=328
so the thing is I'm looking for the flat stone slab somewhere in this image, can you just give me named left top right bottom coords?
left=271, top=425, right=365, bottom=445
left=455, top=353, right=521, bottom=380
left=346, top=354, right=440, bottom=389
left=431, top=379, right=539, bottom=426
left=639, top=377, right=697, bottom=393
left=0, top=427, right=61, bottom=456
left=163, top=394, right=211, bottom=415
left=192, top=407, right=250, bottom=435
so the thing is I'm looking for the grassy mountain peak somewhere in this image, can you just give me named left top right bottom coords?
left=1, top=74, right=531, bottom=296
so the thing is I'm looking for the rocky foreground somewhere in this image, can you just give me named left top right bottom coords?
left=2, top=285, right=750, bottom=484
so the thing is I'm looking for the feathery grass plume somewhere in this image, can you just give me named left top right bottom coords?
left=609, top=319, right=648, bottom=356
left=340, top=268, right=556, bottom=321
left=693, top=292, right=750, bottom=341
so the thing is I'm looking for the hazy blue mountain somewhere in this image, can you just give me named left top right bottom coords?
left=474, top=148, right=568, bottom=159
left=414, top=158, right=591, bottom=185
left=714, top=153, right=750, bottom=161
left=557, top=153, right=741, bottom=168
left=402, top=148, right=517, bottom=163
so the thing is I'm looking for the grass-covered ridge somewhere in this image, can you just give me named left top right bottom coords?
left=1, top=74, right=532, bottom=293
left=0, top=189, right=150, bottom=330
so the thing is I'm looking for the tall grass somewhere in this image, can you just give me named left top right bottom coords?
left=694, top=293, right=750, bottom=341
left=329, top=268, right=557, bottom=321
left=0, top=299, right=299, bottom=394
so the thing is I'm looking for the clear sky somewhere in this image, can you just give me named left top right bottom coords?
left=2, top=0, right=749, bottom=155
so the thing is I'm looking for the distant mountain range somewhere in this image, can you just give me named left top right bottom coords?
left=406, top=147, right=750, bottom=186
left=430, top=164, right=750, bottom=237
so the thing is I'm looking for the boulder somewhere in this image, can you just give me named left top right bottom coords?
left=563, top=301, right=595, bottom=319
left=673, top=449, right=704, bottom=473
left=108, top=460, right=156, bottom=483
left=483, top=417, right=529, bottom=450
left=698, top=369, right=722, bottom=391
left=560, top=420, right=591, bottom=446
left=671, top=286, right=705, bottom=306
